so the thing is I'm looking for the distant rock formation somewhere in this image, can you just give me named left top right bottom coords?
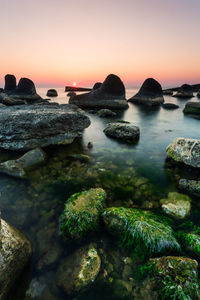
left=69, top=74, right=128, bottom=109
left=92, top=82, right=102, bottom=90
left=46, top=89, right=58, bottom=97
left=173, top=84, right=194, bottom=98
left=4, top=74, right=16, bottom=91
left=128, top=78, right=164, bottom=106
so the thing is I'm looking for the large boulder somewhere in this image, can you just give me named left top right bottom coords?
left=69, top=74, right=128, bottom=109
left=166, top=138, right=200, bottom=168
left=4, top=74, right=16, bottom=91
left=17, top=78, right=36, bottom=94
left=183, top=102, right=200, bottom=115
left=0, top=104, right=91, bottom=151
left=0, top=218, right=32, bottom=300
left=46, top=89, right=58, bottom=97
left=173, top=84, right=194, bottom=98
left=103, top=122, right=140, bottom=142
left=128, top=78, right=164, bottom=106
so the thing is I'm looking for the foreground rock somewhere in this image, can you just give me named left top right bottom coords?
left=97, top=109, right=117, bottom=117
left=59, top=188, right=106, bottom=239
left=128, top=78, right=164, bottom=106
left=2, top=97, right=26, bottom=106
left=173, top=84, right=194, bottom=98
left=69, top=74, right=128, bottom=109
left=179, top=179, right=200, bottom=197
left=46, top=89, right=58, bottom=97
left=0, top=104, right=90, bottom=151
left=160, top=192, right=191, bottom=219
left=166, top=138, right=200, bottom=168
left=4, top=74, right=16, bottom=91
left=0, top=218, right=32, bottom=300
left=56, top=244, right=101, bottom=294
left=162, top=103, right=179, bottom=109
left=104, top=122, right=140, bottom=142
left=183, top=102, right=200, bottom=115
left=0, top=148, right=46, bottom=178
left=102, top=207, right=180, bottom=255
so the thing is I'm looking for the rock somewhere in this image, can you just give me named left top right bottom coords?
left=26, top=278, right=47, bottom=299
left=56, top=244, right=101, bottom=294
left=0, top=218, right=32, bottom=300
left=163, top=89, right=173, bottom=96
left=0, top=104, right=90, bottom=151
left=67, top=91, right=76, bottom=97
left=0, top=88, right=4, bottom=93
left=0, top=148, right=46, bottom=178
left=69, top=74, right=128, bottom=109
left=173, top=84, right=194, bottom=98
left=183, top=102, right=200, bottom=115
left=166, top=138, right=200, bottom=168
left=160, top=192, right=191, bottom=219
left=92, top=82, right=102, bottom=90
left=197, top=90, right=200, bottom=98
left=4, top=74, right=16, bottom=91
left=2, top=97, right=26, bottom=106
left=59, top=188, right=106, bottom=239
left=103, top=122, right=140, bottom=142
left=102, top=207, right=180, bottom=255
left=162, top=103, right=179, bottom=109
left=46, top=89, right=58, bottom=97
left=128, top=78, right=164, bottom=106
left=179, top=232, right=200, bottom=258
left=179, top=178, right=200, bottom=197
left=87, top=142, right=93, bottom=149
left=97, top=109, right=117, bottom=117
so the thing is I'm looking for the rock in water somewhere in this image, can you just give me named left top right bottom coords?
left=92, top=82, right=102, bottom=90
left=103, top=122, right=140, bottom=142
left=128, top=78, right=164, bottom=106
left=97, top=109, right=117, bottom=117
left=69, top=74, right=128, bottom=109
left=17, top=78, right=36, bottom=94
left=0, top=104, right=90, bottom=151
left=179, top=179, right=200, bottom=197
left=56, top=244, right=101, bottom=294
left=166, top=138, right=200, bottom=168
left=4, top=74, right=16, bottom=91
left=197, top=90, right=200, bottom=98
left=46, top=89, right=58, bottom=97
left=160, top=192, right=191, bottom=219
left=173, top=84, right=194, bottom=98
left=162, top=103, right=179, bottom=109
left=0, top=218, right=32, bottom=300
left=183, top=102, right=200, bottom=115
left=163, top=89, right=173, bottom=95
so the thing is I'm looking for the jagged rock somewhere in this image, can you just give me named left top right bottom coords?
left=179, top=178, right=200, bottom=197
left=173, top=84, right=194, bottom=98
left=0, top=104, right=90, bottom=150
left=92, top=82, right=102, bottom=90
left=162, top=103, right=179, bottom=109
left=166, top=138, right=200, bottom=168
left=56, top=244, right=101, bottom=294
left=69, top=74, right=128, bottom=109
left=160, top=192, right=191, bottom=219
left=128, top=78, right=164, bottom=106
left=104, top=122, right=140, bottom=142
left=97, top=109, right=117, bottom=117
left=4, top=74, right=16, bottom=91
left=183, top=102, right=200, bottom=115
left=0, top=148, right=46, bottom=178
left=46, top=89, right=58, bottom=97
left=2, top=97, right=26, bottom=106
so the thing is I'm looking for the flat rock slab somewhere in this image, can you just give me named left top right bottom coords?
left=0, top=104, right=90, bottom=150
left=104, top=122, right=140, bottom=142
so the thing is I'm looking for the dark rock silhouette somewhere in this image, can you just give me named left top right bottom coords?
left=183, top=102, right=200, bottom=115
left=163, top=89, right=173, bottom=96
left=173, top=84, right=194, bottom=98
left=16, top=78, right=36, bottom=95
left=162, top=103, right=179, bottom=109
left=128, top=78, right=164, bottom=106
left=46, top=89, right=58, bottom=97
left=92, top=82, right=102, bottom=90
left=4, top=74, right=16, bottom=91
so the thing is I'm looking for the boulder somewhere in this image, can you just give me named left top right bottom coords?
left=183, top=102, right=200, bottom=115
left=46, top=89, right=58, bottom=97
left=2, top=97, right=26, bottom=106
left=59, top=188, right=106, bottom=239
left=128, top=78, right=164, bottom=106
left=163, top=89, right=173, bottom=96
left=92, top=82, right=102, bottom=90
left=69, top=74, right=128, bottom=109
left=103, top=122, right=140, bottom=142
left=67, top=91, right=76, bottom=97
left=56, top=244, right=101, bottom=294
left=0, top=104, right=91, bottom=151
left=179, top=178, right=200, bottom=197
left=0, top=218, right=32, bottom=300
left=4, top=74, right=16, bottom=91
left=173, top=84, right=194, bottom=98
left=166, top=138, right=200, bottom=168
left=0, top=148, right=46, bottom=178
left=160, top=192, right=191, bottom=219
left=162, top=103, right=179, bottom=109
left=97, top=109, right=117, bottom=117
left=102, top=207, right=180, bottom=255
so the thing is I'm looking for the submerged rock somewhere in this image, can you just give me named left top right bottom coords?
left=56, top=243, right=101, bottom=294
left=4, top=74, right=16, bottom=91
left=0, top=148, right=46, bottom=178
left=97, top=109, right=117, bottom=118
left=69, top=74, right=128, bottom=109
left=102, top=207, right=180, bottom=255
left=183, top=102, right=200, bottom=115
left=166, top=137, right=200, bottom=168
left=59, top=188, right=106, bottom=239
left=128, top=78, right=164, bottom=106
left=162, top=103, right=179, bottom=109
left=173, top=84, right=194, bottom=98
left=46, top=89, right=58, bottom=97
left=0, top=104, right=90, bottom=151
left=160, top=192, right=191, bottom=219
left=179, top=178, right=200, bottom=197
left=104, top=122, right=140, bottom=142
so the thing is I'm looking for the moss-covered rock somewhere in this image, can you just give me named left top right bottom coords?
left=102, top=207, right=180, bottom=255
left=59, top=188, right=106, bottom=239
left=179, top=178, right=200, bottom=197
left=160, top=192, right=191, bottom=219
left=183, top=102, right=200, bottom=115
left=178, top=232, right=200, bottom=258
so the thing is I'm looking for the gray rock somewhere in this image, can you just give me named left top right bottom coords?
left=0, top=148, right=46, bottom=178
left=0, top=104, right=90, bottom=151
left=97, top=109, right=117, bottom=117
left=183, top=102, right=200, bottom=115
left=4, top=74, right=16, bottom=91
left=179, top=178, right=200, bottom=197
left=104, top=122, right=140, bottom=142
left=2, top=97, right=26, bottom=106
left=46, top=89, right=58, bottom=97
left=166, top=138, right=200, bottom=168
left=173, top=84, right=194, bottom=98
left=162, top=103, right=179, bottom=109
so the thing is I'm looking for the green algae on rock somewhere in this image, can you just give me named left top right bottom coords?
left=179, top=179, right=200, bottom=197
left=102, top=207, right=180, bottom=255
left=160, top=192, right=191, bottom=219
left=178, top=232, right=200, bottom=259
left=59, top=188, right=106, bottom=239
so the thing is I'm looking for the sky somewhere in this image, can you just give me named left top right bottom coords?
left=0, top=0, right=200, bottom=88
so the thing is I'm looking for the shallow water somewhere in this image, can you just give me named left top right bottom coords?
left=1, top=87, right=200, bottom=299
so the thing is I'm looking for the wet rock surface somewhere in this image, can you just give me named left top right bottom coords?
left=97, top=109, right=117, bottom=117
left=104, top=122, right=140, bottom=142
left=183, top=101, right=200, bottom=115
left=162, top=103, right=179, bottom=109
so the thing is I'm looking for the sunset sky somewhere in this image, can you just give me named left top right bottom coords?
left=0, top=0, right=200, bottom=88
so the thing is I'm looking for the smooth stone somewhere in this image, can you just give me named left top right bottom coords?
left=173, top=84, right=194, bottom=98
left=160, top=192, right=191, bottom=219
left=183, top=102, right=200, bottom=115
left=46, top=89, right=58, bottom=97
left=162, top=103, right=179, bottom=109
left=103, top=122, right=140, bottom=142
left=179, top=178, right=200, bottom=197
left=166, top=137, right=200, bottom=168
left=97, top=109, right=117, bottom=117
left=4, top=74, right=16, bottom=91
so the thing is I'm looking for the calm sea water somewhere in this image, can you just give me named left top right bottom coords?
left=1, top=87, right=200, bottom=299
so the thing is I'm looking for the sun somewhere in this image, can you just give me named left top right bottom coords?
left=73, top=82, right=77, bottom=87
